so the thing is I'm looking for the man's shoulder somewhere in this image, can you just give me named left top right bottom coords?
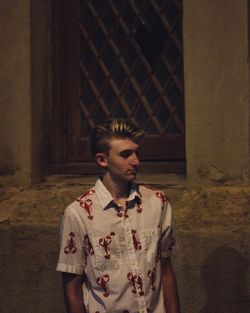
left=138, top=184, right=170, bottom=203
left=76, top=188, right=96, bottom=202
left=139, top=183, right=166, bottom=194
left=65, top=186, right=97, bottom=212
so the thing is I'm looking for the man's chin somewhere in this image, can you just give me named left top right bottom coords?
left=126, top=172, right=137, bottom=180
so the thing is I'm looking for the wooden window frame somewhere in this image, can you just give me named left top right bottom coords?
left=50, top=0, right=186, bottom=175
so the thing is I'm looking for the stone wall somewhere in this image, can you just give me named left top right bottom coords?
left=0, top=176, right=249, bottom=313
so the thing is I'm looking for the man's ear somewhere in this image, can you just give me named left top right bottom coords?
left=95, top=153, right=108, bottom=168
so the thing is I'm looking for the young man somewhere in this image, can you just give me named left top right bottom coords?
left=57, top=118, right=181, bottom=313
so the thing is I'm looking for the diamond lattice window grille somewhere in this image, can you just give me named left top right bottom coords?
left=77, top=0, right=184, bottom=141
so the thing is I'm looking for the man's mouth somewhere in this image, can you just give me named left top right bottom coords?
left=128, top=169, right=138, bottom=174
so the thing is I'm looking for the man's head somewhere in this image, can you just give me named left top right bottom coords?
left=90, top=118, right=144, bottom=158
left=90, top=118, right=144, bottom=182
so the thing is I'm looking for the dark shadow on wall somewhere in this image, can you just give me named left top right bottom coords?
left=201, top=246, right=250, bottom=313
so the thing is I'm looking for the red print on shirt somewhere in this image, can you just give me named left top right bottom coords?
left=116, top=211, right=122, bottom=217
left=127, top=272, right=144, bottom=296
left=79, top=198, right=93, bottom=219
left=99, top=232, right=116, bottom=259
left=156, top=191, right=169, bottom=205
left=64, top=232, right=77, bottom=254
left=82, top=189, right=95, bottom=198
left=77, top=190, right=95, bottom=220
left=148, top=268, right=156, bottom=291
left=123, top=202, right=129, bottom=219
left=137, top=202, right=143, bottom=213
left=116, top=206, right=128, bottom=219
left=96, top=274, right=110, bottom=297
left=83, top=235, right=94, bottom=256
left=131, top=230, right=142, bottom=251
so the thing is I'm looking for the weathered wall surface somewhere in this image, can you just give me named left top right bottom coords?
left=0, top=0, right=31, bottom=184
left=0, top=0, right=52, bottom=185
left=183, top=0, right=250, bottom=184
left=0, top=177, right=249, bottom=313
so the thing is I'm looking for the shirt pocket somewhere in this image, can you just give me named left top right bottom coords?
left=91, top=233, right=122, bottom=271
left=140, top=228, right=161, bottom=265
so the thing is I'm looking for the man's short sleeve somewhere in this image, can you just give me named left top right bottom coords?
left=56, top=206, right=86, bottom=275
left=160, top=198, right=176, bottom=259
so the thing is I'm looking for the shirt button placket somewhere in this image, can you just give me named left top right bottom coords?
left=123, top=216, right=147, bottom=313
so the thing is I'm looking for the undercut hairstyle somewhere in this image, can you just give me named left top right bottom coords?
left=90, top=118, right=144, bottom=158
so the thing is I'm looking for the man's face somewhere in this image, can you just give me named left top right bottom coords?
left=104, top=138, right=140, bottom=182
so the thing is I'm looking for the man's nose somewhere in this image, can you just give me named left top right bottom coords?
left=131, top=153, right=140, bottom=165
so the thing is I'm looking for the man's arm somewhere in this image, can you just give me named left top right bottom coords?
left=161, top=257, right=181, bottom=313
left=62, top=272, right=87, bottom=313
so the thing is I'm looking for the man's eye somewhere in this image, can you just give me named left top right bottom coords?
left=120, top=149, right=140, bottom=158
left=120, top=151, right=132, bottom=158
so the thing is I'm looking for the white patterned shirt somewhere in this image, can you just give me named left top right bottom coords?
left=56, top=179, right=175, bottom=313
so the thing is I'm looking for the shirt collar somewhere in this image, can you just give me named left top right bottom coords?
left=94, top=178, right=141, bottom=210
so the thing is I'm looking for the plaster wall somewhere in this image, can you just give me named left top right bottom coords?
left=0, top=0, right=31, bottom=184
left=183, top=0, right=250, bottom=184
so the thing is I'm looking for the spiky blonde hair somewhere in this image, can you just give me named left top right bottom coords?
left=90, top=118, right=144, bottom=157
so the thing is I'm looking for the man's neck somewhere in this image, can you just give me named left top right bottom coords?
left=101, top=173, right=131, bottom=202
